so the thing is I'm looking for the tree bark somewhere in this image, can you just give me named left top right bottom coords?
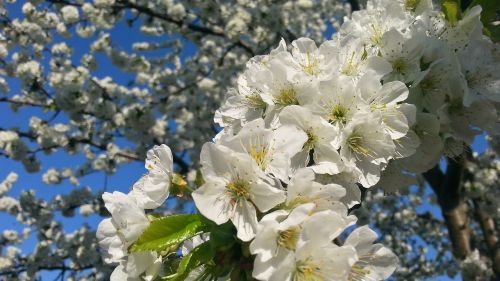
left=473, top=194, right=500, bottom=276
left=423, top=157, right=472, bottom=259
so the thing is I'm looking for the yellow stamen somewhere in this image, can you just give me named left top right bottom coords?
left=303, top=129, right=318, bottom=151
left=275, top=86, right=299, bottom=106
left=341, top=52, right=359, bottom=76
left=347, top=132, right=373, bottom=157
left=226, top=178, right=250, bottom=201
left=250, top=145, right=269, bottom=170
left=243, top=94, right=266, bottom=109
left=301, top=52, right=320, bottom=76
left=277, top=225, right=302, bottom=250
left=370, top=23, right=383, bottom=46
left=392, top=58, right=407, bottom=74
left=329, top=104, right=349, bottom=124
left=294, top=260, right=323, bottom=281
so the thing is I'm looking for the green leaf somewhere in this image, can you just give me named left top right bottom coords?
left=470, top=0, right=499, bottom=22
left=442, top=0, right=462, bottom=26
left=130, top=214, right=209, bottom=253
left=208, top=222, right=237, bottom=251
left=469, top=0, right=500, bottom=41
left=164, top=242, right=215, bottom=281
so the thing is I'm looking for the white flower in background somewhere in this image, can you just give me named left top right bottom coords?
left=94, top=0, right=116, bottom=8
left=130, top=144, right=173, bottom=209
left=60, top=5, right=79, bottom=24
left=0, top=172, right=18, bottom=196
left=399, top=112, right=443, bottom=173
left=218, top=118, right=307, bottom=182
left=375, top=160, right=418, bottom=193
left=438, top=99, right=498, bottom=144
left=192, top=143, right=286, bottom=241
left=15, top=61, right=42, bottom=81
left=408, top=37, right=459, bottom=114
left=440, top=6, right=483, bottom=52
left=458, top=38, right=500, bottom=106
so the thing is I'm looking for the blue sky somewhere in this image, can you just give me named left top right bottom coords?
left=0, top=1, right=490, bottom=280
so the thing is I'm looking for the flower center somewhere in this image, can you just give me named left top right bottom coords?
left=294, top=260, right=323, bottom=281
left=392, top=58, right=407, bottom=74
left=284, top=196, right=314, bottom=209
left=250, top=145, right=269, bottom=170
left=347, top=132, right=373, bottom=157
left=348, top=254, right=373, bottom=281
left=226, top=178, right=250, bottom=201
left=329, top=104, right=349, bottom=124
left=420, top=77, right=439, bottom=93
left=370, top=23, right=383, bottom=46
left=341, top=52, right=360, bottom=76
left=303, top=129, right=318, bottom=151
left=301, top=52, right=320, bottom=76
left=243, top=94, right=266, bottom=109
left=275, top=86, right=299, bottom=106
left=277, top=225, right=301, bottom=250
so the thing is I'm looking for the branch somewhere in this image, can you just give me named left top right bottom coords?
left=423, top=157, right=472, bottom=259
left=473, top=199, right=500, bottom=277
left=0, top=264, right=94, bottom=277
left=45, top=0, right=256, bottom=57
left=0, top=97, right=49, bottom=108
left=114, top=0, right=255, bottom=56
left=422, top=164, right=444, bottom=194
left=0, top=125, right=192, bottom=175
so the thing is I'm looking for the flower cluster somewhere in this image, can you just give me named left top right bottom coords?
left=0, top=0, right=351, bottom=279
left=97, top=145, right=173, bottom=280
left=93, top=0, right=500, bottom=280
left=217, top=0, right=500, bottom=193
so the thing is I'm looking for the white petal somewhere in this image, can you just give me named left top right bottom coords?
left=231, top=199, right=258, bottom=241
left=192, top=178, right=232, bottom=225
left=251, top=182, right=286, bottom=212
left=344, top=225, right=378, bottom=250
left=96, top=218, right=127, bottom=264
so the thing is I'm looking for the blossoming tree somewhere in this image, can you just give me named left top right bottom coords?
left=0, top=0, right=499, bottom=280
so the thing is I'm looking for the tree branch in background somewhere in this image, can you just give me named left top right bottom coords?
left=0, top=127, right=191, bottom=174
left=473, top=199, right=500, bottom=276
